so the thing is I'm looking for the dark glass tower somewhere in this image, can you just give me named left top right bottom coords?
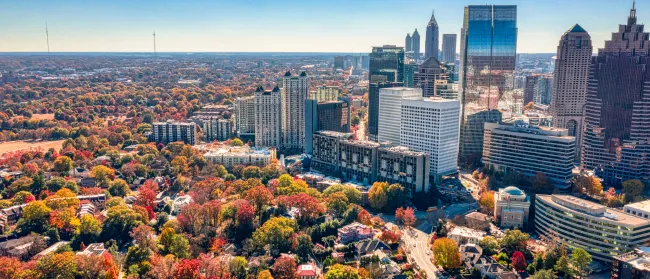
left=425, top=10, right=439, bottom=60
left=405, top=33, right=412, bottom=53
left=369, top=45, right=405, bottom=83
left=459, top=5, right=518, bottom=164
left=582, top=3, right=650, bottom=185
left=412, top=30, right=421, bottom=59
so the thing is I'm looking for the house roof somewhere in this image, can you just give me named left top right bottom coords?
left=356, top=239, right=390, bottom=254
left=296, top=264, right=317, bottom=276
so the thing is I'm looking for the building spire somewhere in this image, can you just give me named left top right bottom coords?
left=428, top=9, right=438, bottom=26
left=628, top=0, right=637, bottom=25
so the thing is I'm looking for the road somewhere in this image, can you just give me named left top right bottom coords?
left=402, top=222, right=438, bottom=279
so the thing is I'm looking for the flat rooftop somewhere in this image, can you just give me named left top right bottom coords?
left=625, top=200, right=650, bottom=212
left=538, top=195, right=650, bottom=227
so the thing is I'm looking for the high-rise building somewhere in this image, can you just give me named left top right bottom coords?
left=403, top=63, right=418, bottom=87
left=483, top=121, right=575, bottom=189
left=309, top=86, right=340, bottom=102
left=281, top=71, right=308, bottom=150
left=459, top=5, right=518, bottom=163
left=414, top=57, right=450, bottom=98
left=582, top=4, right=650, bottom=185
left=305, top=100, right=351, bottom=154
left=412, top=30, right=421, bottom=59
left=378, top=87, right=422, bottom=145
left=405, top=33, right=412, bottom=53
left=150, top=120, right=197, bottom=145
left=369, top=45, right=405, bottom=83
left=611, top=247, right=650, bottom=279
left=202, top=118, right=233, bottom=142
left=235, top=96, right=255, bottom=136
left=523, top=75, right=553, bottom=105
left=551, top=25, right=592, bottom=161
left=368, top=82, right=403, bottom=141
left=400, top=97, right=460, bottom=183
left=425, top=10, right=439, bottom=60
left=334, top=56, right=345, bottom=69
left=441, top=34, right=457, bottom=63
left=254, top=86, right=282, bottom=148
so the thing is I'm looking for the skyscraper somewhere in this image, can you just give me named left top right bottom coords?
left=459, top=5, right=518, bottom=164
left=442, top=34, right=457, bottom=63
left=405, top=33, right=412, bottom=53
left=255, top=86, right=282, bottom=148
left=414, top=57, right=449, bottom=98
left=281, top=71, right=308, bottom=150
left=582, top=4, right=650, bottom=185
left=304, top=100, right=350, bottom=154
left=412, top=30, right=421, bottom=59
left=551, top=24, right=592, bottom=161
left=378, top=87, right=421, bottom=145
left=235, top=96, right=255, bottom=137
left=369, top=45, right=405, bottom=83
left=368, top=82, right=403, bottom=141
left=425, top=10, right=439, bottom=60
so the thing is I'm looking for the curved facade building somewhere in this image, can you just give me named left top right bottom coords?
left=535, top=194, right=650, bottom=262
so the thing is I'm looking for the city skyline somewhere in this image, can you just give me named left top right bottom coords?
left=1, top=0, right=646, bottom=53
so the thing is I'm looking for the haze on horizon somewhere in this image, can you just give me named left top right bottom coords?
left=0, top=0, right=644, bottom=53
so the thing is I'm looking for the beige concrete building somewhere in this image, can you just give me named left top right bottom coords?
left=494, top=186, right=530, bottom=228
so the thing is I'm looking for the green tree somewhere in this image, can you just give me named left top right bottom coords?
left=386, top=183, right=406, bottom=211
left=327, top=192, right=349, bottom=216
left=167, top=234, right=190, bottom=259
left=479, top=236, right=500, bottom=256
left=108, top=179, right=131, bottom=197
left=90, top=165, right=115, bottom=186
left=53, top=156, right=74, bottom=174
left=229, top=256, right=248, bottom=279
left=101, top=205, right=143, bottom=246
left=252, top=217, right=297, bottom=256
left=555, top=255, right=573, bottom=278
left=530, top=269, right=556, bottom=279
left=499, top=229, right=529, bottom=253
left=17, top=200, right=52, bottom=234
left=231, top=138, right=244, bottom=146
left=571, top=248, right=592, bottom=278
left=296, top=234, right=314, bottom=263
left=623, top=179, right=645, bottom=203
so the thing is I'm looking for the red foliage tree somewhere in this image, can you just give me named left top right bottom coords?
left=402, top=207, right=417, bottom=227
left=271, top=255, right=297, bottom=279
left=277, top=193, right=325, bottom=222
left=174, top=259, right=204, bottom=279
left=136, top=180, right=159, bottom=208
left=511, top=251, right=527, bottom=271
left=379, top=229, right=402, bottom=244
left=233, top=199, right=255, bottom=226
left=244, top=185, right=274, bottom=212
left=357, top=208, right=372, bottom=225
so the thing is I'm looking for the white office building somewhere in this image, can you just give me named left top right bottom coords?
left=281, top=71, right=308, bottom=150
left=235, top=96, right=255, bottom=136
left=400, top=97, right=460, bottom=182
left=378, top=87, right=421, bottom=145
left=254, top=86, right=282, bottom=148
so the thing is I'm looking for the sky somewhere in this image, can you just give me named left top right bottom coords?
left=0, top=0, right=644, bottom=53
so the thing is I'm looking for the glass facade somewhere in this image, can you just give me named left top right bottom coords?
left=459, top=5, right=518, bottom=163
left=369, top=45, right=405, bottom=83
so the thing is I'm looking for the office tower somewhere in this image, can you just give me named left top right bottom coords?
left=150, top=120, right=197, bottom=145
left=412, top=30, right=421, bottom=59
left=202, top=118, right=233, bottom=142
left=281, top=71, right=308, bottom=150
left=368, top=82, right=403, bottom=141
left=400, top=97, right=460, bottom=183
left=334, top=56, right=345, bottom=69
left=369, top=45, right=405, bottom=83
left=377, top=87, right=421, bottom=145
left=361, top=56, right=369, bottom=69
left=308, top=86, right=340, bottom=102
left=305, top=100, right=351, bottom=154
left=459, top=5, right=518, bottom=163
left=254, top=86, right=282, bottom=148
left=494, top=187, right=530, bottom=228
left=414, top=57, right=449, bottom=97
left=524, top=75, right=553, bottom=105
left=441, top=34, right=457, bottom=63
left=483, top=121, right=575, bottom=189
left=523, top=76, right=536, bottom=104
left=582, top=4, right=650, bottom=185
left=551, top=24, right=592, bottom=161
left=405, top=33, right=412, bottom=53
left=235, top=96, right=255, bottom=136
left=403, top=63, right=418, bottom=87
left=535, top=194, right=650, bottom=262
left=425, top=10, right=439, bottom=60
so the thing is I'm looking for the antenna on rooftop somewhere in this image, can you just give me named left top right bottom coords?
left=153, top=31, right=157, bottom=57
left=46, top=21, right=50, bottom=53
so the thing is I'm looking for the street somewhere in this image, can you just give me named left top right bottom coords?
left=402, top=222, right=439, bottom=279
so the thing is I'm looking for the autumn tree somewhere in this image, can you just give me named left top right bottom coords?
left=271, top=255, right=297, bottom=279
left=479, top=191, right=495, bottom=213
left=53, top=155, right=74, bottom=174
left=35, top=251, right=77, bottom=279
left=327, top=192, right=349, bottom=216
left=357, top=208, right=372, bottom=225
left=532, top=172, right=554, bottom=194
left=0, top=257, right=24, bottom=279
left=511, top=251, right=527, bottom=271
left=90, top=165, right=115, bottom=187
left=229, top=256, right=248, bottom=279
left=432, top=238, right=461, bottom=269
left=174, top=259, right=203, bottom=279
left=325, top=264, right=361, bottom=279
left=108, top=178, right=131, bottom=197
left=277, top=193, right=325, bottom=223
left=258, top=270, right=274, bottom=279
left=252, top=217, right=297, bottom=256
left=368, top=182, right=388, bottom=211
left=245, top=185, right=274, bottom=214
left=574, top=175, right=603, bottom=196
left=17, top=200, right=52, bottom=234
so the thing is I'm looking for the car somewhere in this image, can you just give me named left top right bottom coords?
left=426, top=250, right=431, bottom=255
left=413, top=243, right=417, bottom=247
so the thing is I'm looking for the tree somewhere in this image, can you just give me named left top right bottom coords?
left=271, top=255, right=297, bottom=279
left=90, top=165, right=115, bottom=186
left=479, top=191, right=495, bottom=213
left=295, top=234, right=314, bottom=262
left=401, top=207, right=416, bottom=227
left=532, top=172, right=554, bottom=193
left=555, top=255, right=573, bottom=278
left=130, top=224, right=158, bottom=253
left=432, top=238, right=461, bottom=269
left=78, top=214, right=101, bottom=245
left=174, top=259, right=202, bottom=279
left=499, top=229, right=529, bottom=253
left=18, top=200, right=51, bottom=233
left=325, top=264, right=361, bottom=279
left=252, top=217, right=297, bottom=256
left=35, top=251, right=77, bottom=279
left=101, top=205, right=143, bottom=246
left=530, top=269, right=556, bottom=279
left=53, top=155, right=74, bottom=173
left=324, top=184, right=361, bottom=204
left=12, top=191, right=34, bottom=205
left=8, top=177, right=33, bottom=196
left=277, top=193, right=325, bottom=223
left=327, top=192, right=349, bottom=216
left=167, top=234, right=190, bottom=259
left=386, top=183, right=406, bottom=211
left=258, top=270, right=274, bottom=279
left=229, top=256, right=248, bottom=279
left=171, top=156, right=190, bottom=175
left=357, top=209, right=371, bottom=225
left=571, top=248, right=592, bottom=278
left=0, top=257, right=24, bottom=279
left=623, top=179, right=645, bottom=203
left=368, top=182, right=388, bottom=211
left=108, top=178, right=131, bottom=197
left=379, top=229, right=402, bottom=244
left=511, top=251, right=527, bottom=271
left=245, top=185, right=274, bottom=213
left=242, top=166, right=262, bottom=179
left=574, top=175, right=602, bottom=196
left=479, top=236, right=500, bottom=256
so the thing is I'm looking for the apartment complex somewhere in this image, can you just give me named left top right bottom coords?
left=535, top=195, right=650, bottom=262
left=482, top=121, right=575, bottom=189
left=281, top=71, right=308, bottom=150
left=150, top=121, right=197, bottom=145
left=202, top=118, right=233, bottom=142
left=305, top=100, right=351, bottom=154
left=235, top=96, right=255, bottom=136
left=493, top=186, right=530, bottom=228
left=254, top=86, right=282, bottom=148
left=203, top=145, right=276, bottom=168
left=377, top=87, right=421, bottom=145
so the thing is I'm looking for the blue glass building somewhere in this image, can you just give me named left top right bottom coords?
left=459, top=5, right=518, bottom=165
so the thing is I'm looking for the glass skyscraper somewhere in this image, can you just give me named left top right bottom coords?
left=369, top=45, right=405, bottom=83
left=459, top=5, right=518, bottom=165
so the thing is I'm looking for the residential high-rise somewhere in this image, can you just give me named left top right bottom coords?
left=400, top=97, right=461, bottom=183
left=281, top=71, right=308, bottom=151
left=235, top=96, right=255, bottom=137
left=551, top=25, right=592, bottom=161
left=441, top=34, right=457, bottom=63
left=414, top=57, right=449, bottom=98
left=369, top=45, right=405, bottom=83
left=425, top=10, right=439, bottom=60
left=582, top=4, right=650, bottom=185
left=254, top=86, right=282, bottom=148
left=309, top=86, right=340, bottom=102
left=202, top=118, right=233, bottom=142
left=483, top=121, right=575, bottom=189
left=150, top=120, right=197, bottom=145
left=305, top=100, right=351, bottom=154
left=412, top=30, right=421, bottom=59
left=377, top=87, right=421, bottom=145
left=405, top=33, right=412, bottom=53
left=459, top=5, right=518, bottom=163
left=334, top=56, right=345, bottom=69
left=523, top=75, right=536, bottom=105
left=368, top=82, right=403, bottom=141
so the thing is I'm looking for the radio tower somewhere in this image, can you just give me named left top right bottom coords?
left=153, top=31, right=157, bottom=57
left=46, top=22, right=50, bottom=53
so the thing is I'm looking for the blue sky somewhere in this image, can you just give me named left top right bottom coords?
left=0, top=0, right=643, bottom=53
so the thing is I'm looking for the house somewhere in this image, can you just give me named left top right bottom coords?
left=78, top=203, right=96, bottom=217
left=0, top=204, right=25, bottom=224
left=0, top=170, right=23, bottom=183
left=296, top=263, right=321, bottom=279
left=0, top=235, right=43, bottom=258
left=173, top=196, right=193, bottom=215
left=338, top=222, right=374, bottom=244
left=131, top=177, right=147, bottom=189
left=331, top=251, right=345, bottom=263
left=34, top=241, right=70, bottom=260
left=474, top=256, right=518, bottom=279
left=460, top=243, right=483, bottom=265
left=465, top=212, right=491, bottom=230
left=77, top=243, right=107, bottom=256
left=448, top=226, right=486, bottom=245
left=78, top=177, right=96, bottom=187
left=356, top=239, right=391, bottom=257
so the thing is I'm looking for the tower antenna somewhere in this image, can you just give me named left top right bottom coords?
left=46, top=21, right=50, bottom=53
left=153, top=31, right=157, bottom=57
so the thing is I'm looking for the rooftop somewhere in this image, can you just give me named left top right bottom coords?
left=624, top=200, right=650, bottom=213
left=538, top=195, right=650, bottom=227
left=449, top=226, right=486, bottom=238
